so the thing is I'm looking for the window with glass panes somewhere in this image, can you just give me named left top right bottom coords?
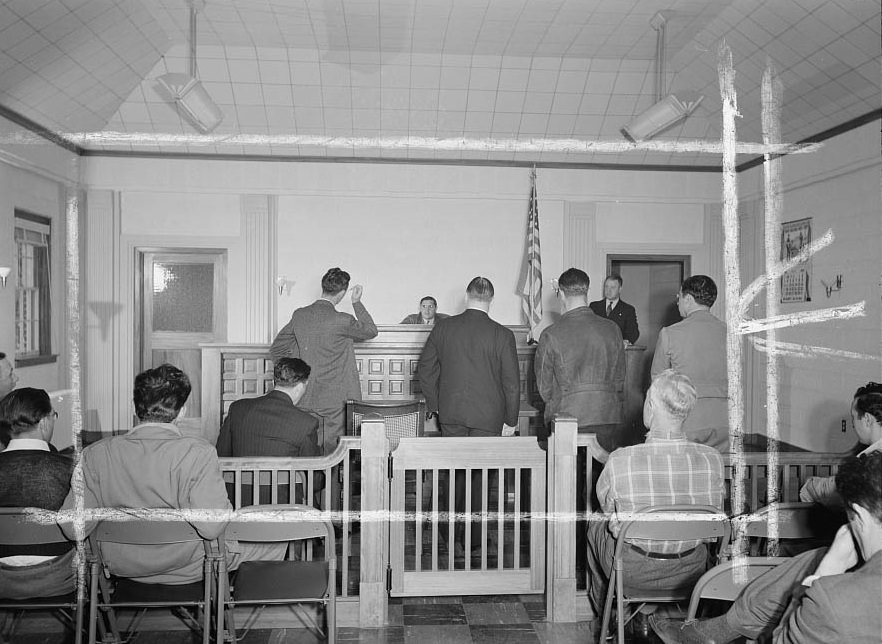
left=14, top=212, right=52, bottom=358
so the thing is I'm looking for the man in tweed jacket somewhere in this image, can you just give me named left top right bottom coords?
left=271, top=267, right=378, bottom=454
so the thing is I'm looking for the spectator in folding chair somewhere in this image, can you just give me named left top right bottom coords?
left=0, top=388, right=75, bottom=598
left=59, top=364, right=284, bottom=585
left=587, top=369, right=724, bottom=621
left=652, top=452, right=882, bottom=644
left=800, top=381, right=882, bottom=508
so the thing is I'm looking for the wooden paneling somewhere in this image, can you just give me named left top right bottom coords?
left=201, top=326, right=540, bottom=434
left=202, top=326, right=645, bottom=438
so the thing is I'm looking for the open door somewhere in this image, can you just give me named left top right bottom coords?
left=137, top=249, right=227, bottom=420
left=608, top=254, right=689, bottom=389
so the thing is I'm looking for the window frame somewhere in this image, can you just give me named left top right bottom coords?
left=14, top=210, right=56, bottom=367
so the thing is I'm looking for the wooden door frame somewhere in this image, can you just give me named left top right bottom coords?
left=134, top=247, right=228, bottom=376
left=606, top=254, right=691, bottom=280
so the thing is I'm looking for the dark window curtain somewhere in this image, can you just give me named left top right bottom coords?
left=35, top=244, right=51, bottom=355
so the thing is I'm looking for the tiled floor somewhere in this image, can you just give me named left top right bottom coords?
left=13, top=595, right=674, bottom=644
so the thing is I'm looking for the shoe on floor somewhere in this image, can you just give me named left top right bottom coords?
left=650, top=616, right=716, bottom=644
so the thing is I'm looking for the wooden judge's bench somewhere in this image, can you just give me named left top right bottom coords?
left=201, top=325, right=646, bottom=437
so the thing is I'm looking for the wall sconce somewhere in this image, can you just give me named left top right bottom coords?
left=276, top=276, right=294, bottom=296
left=0, top=266, right=10, bottom=288
left=821, top=274, right=842, bottom=298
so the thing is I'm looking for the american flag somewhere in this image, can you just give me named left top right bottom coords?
left=519, top=168, right=542, bottom=343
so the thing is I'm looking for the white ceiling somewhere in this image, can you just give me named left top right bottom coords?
left=0, top=0, right=879, bottom=167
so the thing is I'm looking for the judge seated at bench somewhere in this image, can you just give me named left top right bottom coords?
left=401, top=296, right=449, bottom=325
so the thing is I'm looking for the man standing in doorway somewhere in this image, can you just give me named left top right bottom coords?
left=650, top=275, right=728, bottom=450
left=589, top=274, right=640, bottom=345
left=271, top=267, right=378, bottom=454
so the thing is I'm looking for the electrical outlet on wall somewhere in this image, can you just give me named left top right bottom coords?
left=842, top=419, right=848, bottom=432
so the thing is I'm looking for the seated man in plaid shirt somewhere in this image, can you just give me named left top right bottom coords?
left=587, top=369, right=724, bottom=618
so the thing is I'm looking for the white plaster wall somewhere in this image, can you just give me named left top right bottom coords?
left=0, top=114, right=80, bottom=448
left=82, top=158, right=722, bottom=330
left=739, top=121, right=882, bottom=451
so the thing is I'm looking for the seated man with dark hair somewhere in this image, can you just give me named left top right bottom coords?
left=800, top=381, right=882, bottom=507
left=217, top=357, right=320, bottom=458
left=652, top=452, right=882, bottom=644
left=401, top=296, right=449, bottom=325
left=0, top=388, right=75, bottom=598
left=59, top=364, right=282, bottom=585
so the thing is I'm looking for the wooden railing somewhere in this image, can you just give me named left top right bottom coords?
left=217, top=419, right=851, bottom=626
left=218, top=436, right=364, bottom=601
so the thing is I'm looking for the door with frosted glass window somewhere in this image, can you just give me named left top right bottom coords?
left=138, top=249, right=227, bottom=419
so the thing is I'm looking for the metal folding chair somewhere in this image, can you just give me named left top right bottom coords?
left=218, top=505, right=335, bottom=643
left=87, top=517, right=221, bottom=644
left=744, top=502, right=831, bottom=556
left=0, top=509, right=82, bottom=644
left=599, top=504, right=730, bottom=644
left=685, top=557, right=789, bottom=621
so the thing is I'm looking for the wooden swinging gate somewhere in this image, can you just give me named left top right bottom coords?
left=388, top=436, right=547, bottom=596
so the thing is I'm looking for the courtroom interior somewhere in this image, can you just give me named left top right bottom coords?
left=0, top=0, right=880, bottom=642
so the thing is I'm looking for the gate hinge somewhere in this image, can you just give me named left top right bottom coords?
left=386, top=564, right=392, bottom=592
left=387, top=454, right=394, bottom=480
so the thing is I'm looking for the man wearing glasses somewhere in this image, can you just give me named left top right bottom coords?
left=650, top=275, right=728, bottom=450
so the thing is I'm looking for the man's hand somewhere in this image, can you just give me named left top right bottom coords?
left=814, top=524, right=859, bottom=578
left=502, top=424, right=517, bottom=437
left=350, top=284, right=364, bottom=303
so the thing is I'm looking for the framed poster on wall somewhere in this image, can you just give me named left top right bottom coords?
left=780, top=217, right=812, bottom=303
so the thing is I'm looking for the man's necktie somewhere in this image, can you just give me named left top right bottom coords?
left=606, top=301, right=612, bottom=317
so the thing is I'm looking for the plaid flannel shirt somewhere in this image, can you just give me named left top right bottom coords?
left=597, top=436, right=724, bottom=553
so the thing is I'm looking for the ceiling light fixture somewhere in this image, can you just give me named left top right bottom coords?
left=622, top=12, right=704, bottom=142
left=157, top=0, right=223, bottom=133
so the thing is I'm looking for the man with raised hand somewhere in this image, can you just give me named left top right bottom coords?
left=271, top=267, right=378, bottom=454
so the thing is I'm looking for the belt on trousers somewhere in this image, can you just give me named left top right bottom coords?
left=626, top=543, right=697, bottom=560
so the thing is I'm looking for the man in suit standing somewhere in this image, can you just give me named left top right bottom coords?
left=271, top=267, right=378, bottom=454
left=650, top=275, right=728, bottom=450
left=400, top=296, right=449, bottom=325
left=418, top=276, right=520, bottom=438
left=589, top=274, right=640, bottom=345
left=217, top=357, right=320, bottom=459
left=0, top=388, right=75, bottom=599
left=418, top=277, right=520, bottom=555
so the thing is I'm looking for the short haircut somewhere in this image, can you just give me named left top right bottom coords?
left=420, top=296, right=438, bottom=307
left=854, top=382, right=882, bottom=425
left=321, top=267, right=350, bottom=295
left=605, top=273, right=623, bottom=287
left=558, top=268, right=589, bottom=296
left=0, top=387, right=52, bottom=437
left=133, top=364, right=191, bottom=423
left=466, top=277, right=494, bottom=301
left=835, top=451, right=882, bottom=523
left=649, top=369, right=698, bottom=422
left=274, top=357, right=311, bottom=387
left=681, top=275, right=718, bottom=307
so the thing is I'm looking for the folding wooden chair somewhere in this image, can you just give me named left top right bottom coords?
left=0, top=509, right=82, bottom=644
left=218, top=505, right=335, bottom=643
left=87, top=518, right=221, bottom=644
left=599, top=504, right=730, bottom=644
